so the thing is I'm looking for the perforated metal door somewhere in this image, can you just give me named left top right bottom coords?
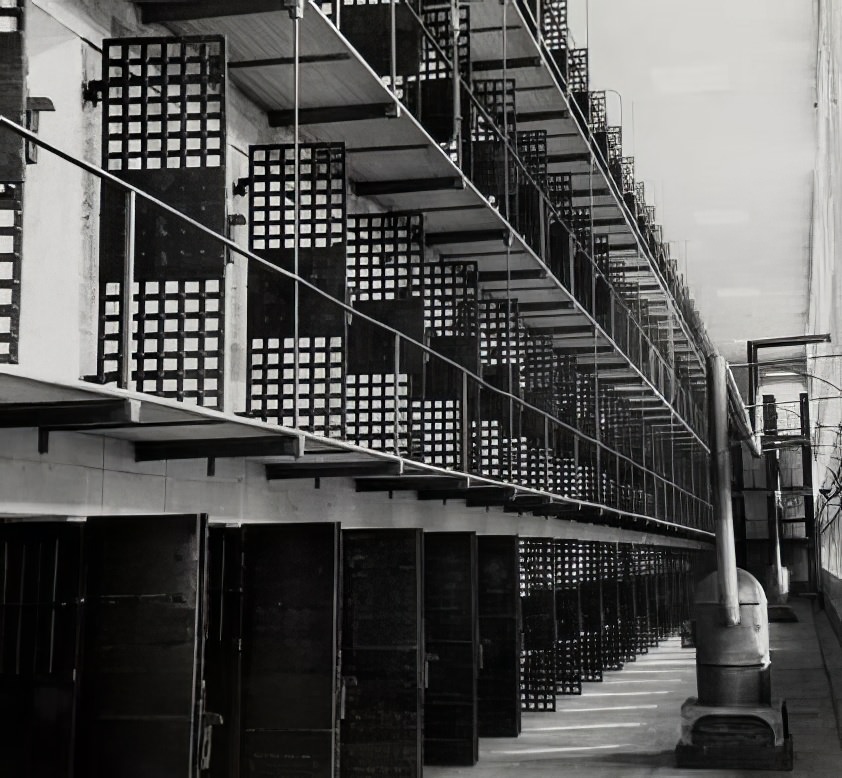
left=341, top=529, right=423, bottom=777
left=76, top=515, right=208, bottom=778
left=424, top=532, right=479, bottom=766
left=240, top=523, right=340, bottom=778
left=477, top=535, right=521, bottom=737
left=0, top=521, right=83, bottom=778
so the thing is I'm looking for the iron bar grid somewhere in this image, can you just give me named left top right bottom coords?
left=0, top=184, right=21, bottom=362
left=102, top=37, right=225, bottom=172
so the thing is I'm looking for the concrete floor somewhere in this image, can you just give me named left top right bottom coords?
left=427, top=597, right=842, bottom=777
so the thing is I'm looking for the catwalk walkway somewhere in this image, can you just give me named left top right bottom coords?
left=427, top=597, right=842, bottom=777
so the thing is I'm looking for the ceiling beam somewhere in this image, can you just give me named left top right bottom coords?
left=0, top=398, right=138, bottom=428
left=473, top=56, right=542, bottom=71
left=352, top=176, right=463, bottom=196
left=138, top=0, right=278, bottom=23
left=269, top=102, right=395, bottom=127
left=135, top=435, right=300, bottom=462
left=229, top=53, right=352, bottom=70
left=518, top=109, right=571, bottom=123
left=266, top=461, right=401, bottom=480
left=426, top=229, right=509, bottom=247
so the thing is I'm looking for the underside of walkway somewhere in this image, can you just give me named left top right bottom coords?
left=427, top=597, right=842, bottom=777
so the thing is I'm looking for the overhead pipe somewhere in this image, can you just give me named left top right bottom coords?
left=726, top=362, right=762, bottom=459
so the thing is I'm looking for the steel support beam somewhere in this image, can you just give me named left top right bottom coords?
left=136, top=436, right=300, bottom=462
left=0, top=398, right=138, bottom=428
left=268, top=102, right=395, bottom=126
left=352, top=176, right=463, bottom=196
left=138, top=0, right=279, bottom=23
left=266, top=461, right=401, bottom=480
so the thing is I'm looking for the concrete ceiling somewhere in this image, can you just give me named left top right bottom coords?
left=569, top=0, right=816, bottom=365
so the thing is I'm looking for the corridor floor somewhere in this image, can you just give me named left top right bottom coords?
left=426, top=597, right=842, bottom=777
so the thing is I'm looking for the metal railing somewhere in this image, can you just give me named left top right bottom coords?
left=0, top=112, right=714, bottom=535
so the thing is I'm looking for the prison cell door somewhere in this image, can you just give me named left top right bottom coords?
left=239, top=523, right=341, bottom=778
left=75, top=514, right=209, bottom=778
left=205, top=526, right=244, bottom=778
left=341, top=529, right=424, bottom=777
left=477, top=535, right=521, bottom=737
left=423, top=531, right=479, bottom=766
left=0, top=521, right=83, bottom=778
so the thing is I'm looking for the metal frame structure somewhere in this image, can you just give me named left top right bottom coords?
left=0, top=0, right=733, bottom=539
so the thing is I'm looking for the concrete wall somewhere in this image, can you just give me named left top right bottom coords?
left=808, top=0, right=842, bottom=636
left=0, top=425, right=707, bottom=549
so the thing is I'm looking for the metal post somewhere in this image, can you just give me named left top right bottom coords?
left=462, top=371, right=470, bottom=473
left=121, top=189, right=136, bottom=390
left=800, top=392, right=818, bottom=592
left=709, top=354, right=741, bottom=626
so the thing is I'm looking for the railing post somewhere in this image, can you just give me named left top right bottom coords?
left=120, top=189, right=136, bottom=390
left=393, top=332, right=401, bottom=455
left=462, top=371, right=470, bottom=474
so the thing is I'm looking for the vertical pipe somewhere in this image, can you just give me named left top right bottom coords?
left=747, top=341, right=758, bottom=432
left=451, top=0, right=462, bottom=167
left=393, top=333, right=401, bottom=454
left=800, top=392, right=818, bottom=592
left=389, top=0, right=400, bottom=117
left=765, top=450, right=784, bottom=596
left=292, top=8, right=301, bottom=429
left=502, top=0, right=510, bottom=224
left=121, top=190, right=136, bottom=390
left=709, top=354, right=740, bottom=626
